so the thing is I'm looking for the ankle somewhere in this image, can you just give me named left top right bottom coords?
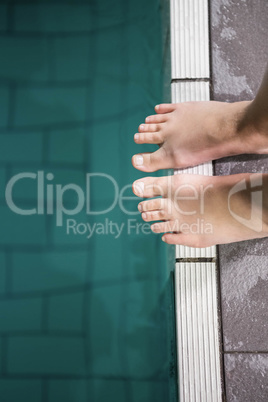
left=239, top=100, right=268, bottom=153
left=262, top=175, right=268, bottom=235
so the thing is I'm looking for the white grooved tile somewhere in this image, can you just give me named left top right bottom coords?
left=170, top=0, right=210, bottom=79
left=172, top=81, right=216, bottom=259
left=175, top=263, right=222, bottom=402
left=176, top=244, right=216, bottom=259
left=169, top=0, right=222, bottom=400
left=171, top=80, right=210, bottom=102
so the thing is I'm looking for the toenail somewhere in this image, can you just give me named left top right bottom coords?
left=142, top=212, right=147, bottom=220
left=134, top=181, right=144, bottom=196
left=151, top=224, right=159, bottom=231
left=145, top=117, right=150, bottom=123
left=139, top=124, right=145, bottom=131
left=155, top=105, right=159, bottom=110
left=162, top=235, right=166, bottom=242
left=134, top=155, right=143, bottom=166
left=134, top=133, right=139, bottom=141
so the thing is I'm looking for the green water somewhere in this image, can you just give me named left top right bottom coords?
left=0, top=0, right=176, bottom=400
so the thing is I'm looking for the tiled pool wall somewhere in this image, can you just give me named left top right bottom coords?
left=0, top=1, right=174, bottom=401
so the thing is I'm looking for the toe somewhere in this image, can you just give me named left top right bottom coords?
left=155, top=103, right=175, bottom=114
left=162, top=233, right=187, bottom=244
left=141, top=209, right=167, bottom=222
left=138, top=198, right=166, bottom=212
left=151, top=220, right=179, bottom=233
left=162, top=233, right=208, bottom=247
left=145, top=114, right=168, bottom=124
left=139, top=123, right=160, bottom=132
left=132, top=148, right=173, bottom=172
left=139, top=198, right=173, bottom=219
left=133, top=176, right=171, bottom=198
left=134, top=131, right=163, bottom=145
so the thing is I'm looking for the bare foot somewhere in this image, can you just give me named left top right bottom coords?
left=132, top=173, right=268, bottom=247
left=132, top=101, right=268, bottom=172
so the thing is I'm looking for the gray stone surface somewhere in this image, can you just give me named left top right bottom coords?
left=224, top=354, right=268, bottom=401
left=211, top=0, right=268, bottom=102
left=220, top=253, right=268, bottom=351
left=210, top=0, right=268, bottom=399
left=216, top=154, right=268, bottom=352
left=211, top=0, right=268, bottom=351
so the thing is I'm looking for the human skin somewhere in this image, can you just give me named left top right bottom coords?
left=132, top=64, right=268, bottom=172
left=132, top=173, right=268, bottom=247
left=131, top=64, right=268, bottom=245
